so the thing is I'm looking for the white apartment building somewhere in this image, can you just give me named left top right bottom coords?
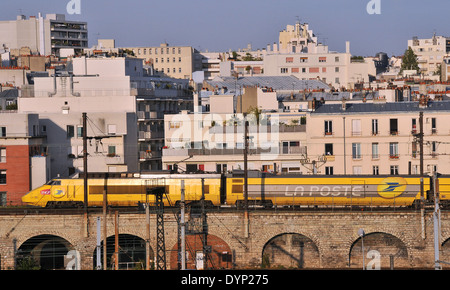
left=408, top=34, right=450, bottom=77
left=263, top=23, right=376, bottom=89
left=18, top=56, right=192, bottom=178
left=0, top=14, right=88, bottom=56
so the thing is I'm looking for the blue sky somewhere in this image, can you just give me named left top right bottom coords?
left=1, top=0, right=449, bottom=57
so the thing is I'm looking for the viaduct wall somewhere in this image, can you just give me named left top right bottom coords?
left=0, top=210, right=448, bottom=270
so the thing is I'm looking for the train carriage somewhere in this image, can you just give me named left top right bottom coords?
left=227, top=174, right=429, bottom=208
left=22, top=172, right=431, bottom=208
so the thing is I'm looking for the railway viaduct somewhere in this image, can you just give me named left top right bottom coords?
left=0, top=208, right=449, bottom=270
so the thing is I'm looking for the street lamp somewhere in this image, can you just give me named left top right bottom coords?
left=358, top=228, right=365, bottom=270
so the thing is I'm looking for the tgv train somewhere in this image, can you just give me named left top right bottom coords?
left=21, top=172, right=450, bottom=208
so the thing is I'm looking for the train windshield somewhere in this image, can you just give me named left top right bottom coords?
left=45, top=180, right=61, bottom=186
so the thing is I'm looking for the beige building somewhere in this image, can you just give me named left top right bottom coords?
left=163, top=86, right=450, bottom=176
left=408, top=34, right=450, bottom=78
left=307, top=97, right=450, bottom=175
left=123, top=43, right=201, bottom=79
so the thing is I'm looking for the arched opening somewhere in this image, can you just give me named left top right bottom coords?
left=349, top=232, right=409, bottom=269
left=170, top=234, right=232, bottom=270
left=17, top=234, right=74, bottom=270
left=93, top=234, right=149, bottom=270
left=262, top=233, right=320, bottom=269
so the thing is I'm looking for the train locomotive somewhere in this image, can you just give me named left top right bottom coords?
left=21, top=171, right=449, bottom=209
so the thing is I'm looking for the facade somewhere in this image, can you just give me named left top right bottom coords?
left=0, top=113, right=48, bottom=205
left=408, top=34, right=450, bottom=77
left=123, top=43, right=201, bottom=79
left=18, top=56, right=192, bottom=178
left=307, top=97, right=450, bottom=176
left=0, top=14, right=88, bottom=56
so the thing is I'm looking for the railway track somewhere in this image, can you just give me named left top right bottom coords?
left=0, top=205, right=442, bottom=216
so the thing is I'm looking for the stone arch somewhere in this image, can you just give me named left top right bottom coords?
left=348, top=232, right=409, bottom=269
left=92, top=233, right=149, bottom=270
left=261, top=232, right=320, bottom=269
left=169, top=234, right=232, bottom=270
left=16, top=234, right=75, bottom=270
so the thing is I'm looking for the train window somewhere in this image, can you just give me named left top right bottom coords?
left=204, top=185, right=210, bottom=194
left=45, top=180, right=61, bottom=186
left=232, top=185, right=243, bottom=193
left=232, top=179, right=243, bottom=183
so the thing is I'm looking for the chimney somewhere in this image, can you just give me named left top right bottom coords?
left=418, top=95, right=428, bottom=108
left=346, top=41, right=350, bottom=54
left=341, top=98, right=347, bottom=110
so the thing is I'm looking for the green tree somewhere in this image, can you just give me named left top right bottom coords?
left=400, top=47, right=420, bottom=73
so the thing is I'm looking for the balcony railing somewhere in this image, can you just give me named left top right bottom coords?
left=163, top=146, right=307, bottom=157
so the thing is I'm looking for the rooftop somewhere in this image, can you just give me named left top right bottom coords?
left=206, top=75, right=329, bottom=94
left=312, top=100, right=450, bottom=114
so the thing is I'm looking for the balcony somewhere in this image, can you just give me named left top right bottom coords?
left=138, top=131, right=163, bottom=141
left=139, top=151, right=161, bottom=161
left=137, top=111, right=162, bottom=121
left=162, top=146, right=307, bottom=157
left=389, top=155, right=399, bottom=160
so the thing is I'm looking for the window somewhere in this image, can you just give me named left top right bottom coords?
left=325, top=166, right=334, bottom=175
left=77, top=126, right=83, bottom=138
left=431, top=141, right=437, bottom=157
left=390, top=165, right=399, bottom=175
left=319, top=57, right=327, bottom=63
left=300, top=57, right=308, bottom=63
left=372, top=119, right=378, bottom=135
left=335, top=67, right=339, bottom=73
left=353, top=166, right=362, bottom=174
left=372, top=143, right=379, bottom=159
left=0, top=170, right=6, bottom=184
left=431, top=118, right=437, bottom=134
left=67, top=125, right=74, bottom=138
left=325, top=143, right=333, bottom=155
left=0, top=127, right=6, bottom=137
left=411, top=118, right=417, bottom=134
left=373, top=165, right=379, bottom=175
left=0, top=148, right=5, bottom=163
left=352, top=119, right=361, bottom=136
left=324, top=120, right=333, bottom=135
left=390, top=119, right=398, bottom=135
left=389, top=142, right=399, bottom=159
left=286, top=57, right=294, bottom=63
left=0, top=192, right=6, bottom=206
left=352, top=143, right=361, bottom=159
left=412, top=142, right=418, bottom=158
left=108, top=124, right=116, bottom=135
left=108, top=145, right=116, bottom=157
left=281, top=68, right=288, bottom=74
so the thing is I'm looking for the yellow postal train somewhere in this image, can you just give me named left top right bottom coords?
left=21, top=172, right=446, bottom=208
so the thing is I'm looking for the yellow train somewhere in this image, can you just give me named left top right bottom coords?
left=22, top=172, right=446, bottom=208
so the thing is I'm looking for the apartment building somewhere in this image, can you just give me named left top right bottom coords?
left=0, top=113, right=48, bottom=205
left=0, top=14, right=88, bottom=56
left=408, top=34, right=450, bottom=77
left=263, top=23, right=376, bottom=89
left=18, top=56, right=192, bottom=178
left=123, top=43, right=201, bottom=79
left=307, top=97, right=450, bottom=176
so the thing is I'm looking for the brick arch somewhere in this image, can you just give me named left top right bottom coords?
left=261, top=232, right=321, bottom=269
left=347, top=230, right=410, bottom=269
left=14, top=230, right=77, bottom=250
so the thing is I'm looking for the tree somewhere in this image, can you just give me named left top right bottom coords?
left=400, top=47, right=420, bottom=73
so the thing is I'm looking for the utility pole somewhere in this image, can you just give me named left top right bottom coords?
left=243, top=116, right=249, bottom=238
left=83, top=112, right=88, bottom=211
left=180, top=180, right=186, bottom=270
left=103, top=189, right=107, bottom=270
left=419, top=111, right=425, bottom=240
left=433, top=172, right=442, bottom=270
left=114, top=210, right=119, bottom=270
